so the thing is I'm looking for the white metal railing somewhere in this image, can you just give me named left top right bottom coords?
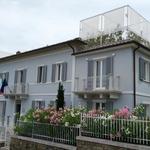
left=75, top=75, right=120, bottom=92
left=17, top=121, right=80, bottom=146
left=80, top=6, right=150, bottom=48
left=80, top=113, right=150, bottom=146
left=4, top=83, right=29, bottom=95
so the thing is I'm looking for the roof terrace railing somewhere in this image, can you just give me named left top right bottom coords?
left=79, top=6, right=150, bottom=48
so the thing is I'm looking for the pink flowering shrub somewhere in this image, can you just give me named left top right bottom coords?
left=86, top=109, right=105, bottom=117
left=33, top=107, right=64, bottom=124
left=114, top=107, right=131, bottom=119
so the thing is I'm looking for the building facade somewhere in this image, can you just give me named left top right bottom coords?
left=0, top=5, right=150, bottom=126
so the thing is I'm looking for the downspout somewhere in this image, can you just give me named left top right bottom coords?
left=133, top=46, right=140, bottom=107
left=67, top=44, right=76, bottom=107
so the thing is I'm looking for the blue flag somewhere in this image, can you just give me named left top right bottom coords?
left=0, top=79, right=8, bottom=93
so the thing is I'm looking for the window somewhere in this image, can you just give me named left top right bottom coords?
left=49, top=101, right=55, bottom=107
left=14, top=69, right=27, bottom=84
left=139, top=57, right=150, bottom=82
left=0, top=72, right=9, bottom=83
left=56, top=63, right=62, bottom=81
left=0, top=101, right=6, bottom=125
left=37, top=66, right=47, bottom=83
left=87, top=56, right=113, bottom=89
left=51, top=62, right=67, bottom=82
left=94, top=102, right=106, bottom=111
left=32, top=100, right=45, bottom=109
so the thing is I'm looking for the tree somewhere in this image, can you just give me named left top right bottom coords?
left=56, top=82, right=65, bottom=111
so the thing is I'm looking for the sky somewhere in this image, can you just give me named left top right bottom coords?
left=0, top=0, right=150, bottom=54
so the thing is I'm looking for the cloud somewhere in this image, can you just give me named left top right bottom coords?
left=0, top=0, right=149, bottom=52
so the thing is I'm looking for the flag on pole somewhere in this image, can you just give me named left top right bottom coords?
left=0, top=79, right=8, bottom=94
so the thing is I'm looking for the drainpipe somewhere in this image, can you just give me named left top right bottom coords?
left=67, top=44, right=76, bottom=107
left=133, top=46, right=140, bottom=107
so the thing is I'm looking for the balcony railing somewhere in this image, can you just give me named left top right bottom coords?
left=74, top=75, right=120, bottom=93
left=4, top=83, right=29, bottom=96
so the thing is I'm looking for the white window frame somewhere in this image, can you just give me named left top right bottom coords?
left=0, top=72, right=8, bottom=80
left=141, top=57, right=150, bottom=82
left=93, top=100, right=106, bottom=111
left=33, top=100, right=45, bottom=109
left=94, top=59, right=105, bottom=90
left=56, top=63, right=63, bottom=82
left=37, top=65, right=46, bottom=83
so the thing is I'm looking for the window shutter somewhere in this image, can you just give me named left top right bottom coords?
left=2, top=101, right=6, bottom=117
left=0, top=73, right=2, bottom=79
left=51, top=64, right=56, bottom=82
left=42, top=66, right=47, bottom=83
left=14, top=71, right=18, bottom=84
left=149, top=63, right=150, bottom=81
left=106, top=56, right=113, bottom=75
left=37, top=67, right=41, bottom=83
left=87, top=60, right=94, bottom=77
left=139, top=58, right=145, bottom=80
left=87, top=60, right=94, bottom=90
left=22, top=69, right=27, bottom=83
left=5, top=72, right=9, bottom=83
left=62, top=63, right=67, bottom=81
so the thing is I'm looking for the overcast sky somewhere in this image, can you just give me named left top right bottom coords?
left=0, top=0, right=150, bottom=53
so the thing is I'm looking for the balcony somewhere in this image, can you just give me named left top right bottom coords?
left=79, top=5, right=150, bottom=50
left=4, top=83, right=29, bottom=100
left=74, top=75, right=121, bottom=99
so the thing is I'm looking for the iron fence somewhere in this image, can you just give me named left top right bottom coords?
left=17, top=121, right=80, bottom=146
left=80, top=113, right=150, bottom=146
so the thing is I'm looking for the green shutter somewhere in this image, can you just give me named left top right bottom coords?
left=51, top=64, right=56, bottom=82
left=62, top=63, right=67, bottom=81
left=139, top=58, right=145, bottom=81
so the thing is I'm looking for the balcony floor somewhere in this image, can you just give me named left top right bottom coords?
left=74, top=89, right=121, bottom=99
left=4, top=93, right=28, bottom=100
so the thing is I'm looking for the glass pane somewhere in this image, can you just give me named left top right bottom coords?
left=96, top=61, right=101, bottom=88
left=96, top=103, right=100, bottom=110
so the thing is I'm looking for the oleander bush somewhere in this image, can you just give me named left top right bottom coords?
left=14, top=104, right=150, bottom=145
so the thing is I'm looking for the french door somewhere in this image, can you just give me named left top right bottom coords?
left=94, top=60, right=105, bottom=89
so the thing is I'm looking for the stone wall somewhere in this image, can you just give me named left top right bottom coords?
left=10, top=136, right=76, bottom=150
left=76, top=136, right=150, bottom=150
left=10, top=135, right=150, bottom=150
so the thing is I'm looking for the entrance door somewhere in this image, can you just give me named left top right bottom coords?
left=15, top=101, right=21, bottom=124
left=93, top=100, right=106, bottom=111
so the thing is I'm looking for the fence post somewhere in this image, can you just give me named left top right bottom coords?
left=79, top=113, right=83, bottom=136
left=31, top=121, right=34, bottom=138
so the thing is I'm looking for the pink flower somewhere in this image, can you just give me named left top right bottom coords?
left=114, top=107, right=131, bottom=119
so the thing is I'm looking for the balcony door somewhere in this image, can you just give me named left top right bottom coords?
left=87, top=56, right=113, bottom=90
left=94, top=60, right=105, bottom=89
left=14, top=69, right=27, bottom=93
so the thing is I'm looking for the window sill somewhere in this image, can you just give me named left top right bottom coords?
left=29, top=80, right=71, bottom=85
left=139, top=79, right=150, bottom=84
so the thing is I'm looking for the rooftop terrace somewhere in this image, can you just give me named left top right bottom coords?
left=79, top=5, right=150, bottom=48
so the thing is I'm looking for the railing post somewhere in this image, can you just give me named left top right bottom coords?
left=31, top=121, right=34, bottom=138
